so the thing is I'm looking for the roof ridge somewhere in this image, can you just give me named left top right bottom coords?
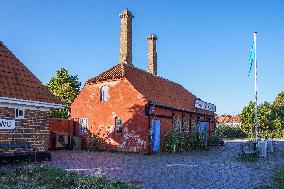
left=124, top=64, right=183, bottom=87
left=86, top=63, right=196, bottom=97
left=124, top=64, right=196, bottom=97
left=86, top=64, right=124, bottom=84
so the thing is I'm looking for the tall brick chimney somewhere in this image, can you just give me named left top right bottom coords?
left=119, top=9, right=134, bottom=66
left=147, top=34, right=158, bottom=75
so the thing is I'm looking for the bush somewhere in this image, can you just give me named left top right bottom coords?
left=162, top=129, right=184, bottom=153
left=87, top=134, right=104, bottom=151
left=217, top=125, right=247, bottom=138
left=162, top=130, right=207, bottom=153
left=186, top=131, right=207, bottom=150
left=207, top=129, right=224, bottom=146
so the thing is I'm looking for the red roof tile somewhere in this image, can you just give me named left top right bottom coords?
left=87, top=64, right=214, bottom=115
left=216, top=115, right=240, bottom=123
left=0, top=41, right=63, bottom=105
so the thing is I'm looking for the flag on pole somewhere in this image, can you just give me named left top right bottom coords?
left=248, top=40, right=255, bottom=76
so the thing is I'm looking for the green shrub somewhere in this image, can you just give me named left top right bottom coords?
left=186, top=131, right=207, bottom=150
left=162, top=129, right=184, bottom=153
left=207, top=129, right=224, bottom=146
left=87, top=134, right=104, bottom=151
left=217, top=125, right=247, bottom=138
left=162, top=129, right=209, bottom=153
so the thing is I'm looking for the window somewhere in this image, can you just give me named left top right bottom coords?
left=100, top=85, right=108, bottom=102
left=191, top=118, right=197, bottom=132
left=15, top=108, right=25, bottom=119
left=173, top=116, right=181, bottom=131
left=79, top=118, right=88, bottom=135
left=183, top=117, right=190, bottom=133
left=115, top=117, right=122, bottom=133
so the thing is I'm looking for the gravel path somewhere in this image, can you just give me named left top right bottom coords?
left=51, top=140, right=284, bottom=189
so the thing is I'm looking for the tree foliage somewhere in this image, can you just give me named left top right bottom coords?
left=274, top=91, right=284, bottom=126
left=240, top=101, right=255, bottom=138
left=46, top=68, right=81, bottom=118
left=240, top=91, right=284, bottom=139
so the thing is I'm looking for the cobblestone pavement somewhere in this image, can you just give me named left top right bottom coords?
left=51, top=140, right=284, bottom=189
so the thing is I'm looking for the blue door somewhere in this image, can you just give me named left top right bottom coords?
left=198, top=122, right=209, bottom=142
left=151, top=120, right=160, bottom=152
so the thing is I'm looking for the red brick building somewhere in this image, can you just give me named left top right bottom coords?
left=71, top=9, right=216, bottom=153
left=0, top=41, right=64, bottom=154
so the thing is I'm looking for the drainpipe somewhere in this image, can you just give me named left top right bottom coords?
left=148, top=114, right=152, bottom=155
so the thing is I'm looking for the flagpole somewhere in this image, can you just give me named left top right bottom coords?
left=254, top=32, right=258, bottom=141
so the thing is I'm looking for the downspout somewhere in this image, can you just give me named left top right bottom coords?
left=145, top=102, right=152, bottom=155
left=148, top=114, right=151, bottom=155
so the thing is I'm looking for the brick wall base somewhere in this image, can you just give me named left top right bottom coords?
left=0, top=107, right=49, bottom=154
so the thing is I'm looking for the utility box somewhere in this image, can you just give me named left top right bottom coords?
left=73, top=137, right=82, bottom=150
left=266, top=139, right=273, bottom=153
left=258, top=141, right=267, bottom=157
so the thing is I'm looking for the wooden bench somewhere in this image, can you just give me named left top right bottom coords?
left=0, top=142, right=52, bottom=164
left=0, top=142, right=33, bottom=163
left=0, top=142, right=31, bottom=149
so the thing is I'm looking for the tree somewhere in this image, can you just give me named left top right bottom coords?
left=240, top=96, right=284, bottom=139
left=274, top=91, right=284, bottom=108
left=240, top=101, right=255, bottom=138
left=258, top=102, right=274, bottom=138
left=273, top=91, right=284, bottom=136
left=46, top=68, right=81, bottom=118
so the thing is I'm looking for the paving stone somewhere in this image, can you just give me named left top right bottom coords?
left=51, top=140, right=284, bottom=189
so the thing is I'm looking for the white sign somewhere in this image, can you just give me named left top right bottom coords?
left=195, top=99, right=216, bottom=112
left=0, top=119, right=16, bottom=130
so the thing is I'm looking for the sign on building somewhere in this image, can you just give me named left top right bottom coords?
left=195, top=99, right=216, bottom=112
left=0, top=119, right=16, bottom=129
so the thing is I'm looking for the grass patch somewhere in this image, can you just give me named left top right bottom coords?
left=0, top=164, right=140, bottom=189
left=274, top=167, right=284, bottom=188
left=235, top=155, right=258, bottom=162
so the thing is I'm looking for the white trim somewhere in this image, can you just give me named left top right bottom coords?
left=0, top=103, right=50, bottom=111
left=0, top=97, right=65, bottom=109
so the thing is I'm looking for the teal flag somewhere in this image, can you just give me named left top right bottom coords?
left=248, top=41, right=255, bottom=76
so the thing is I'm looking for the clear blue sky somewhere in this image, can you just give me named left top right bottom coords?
left=1, top=1, right=283, bottom=115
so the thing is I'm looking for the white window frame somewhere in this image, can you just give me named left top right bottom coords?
left=15, top=108, right=25, bottom=119
left=173, top=116, right=181, bottom=131
left=183, top=117, right=190, bottom=133
left=79, top=118, right=88, bottom=135
left=115, top=116, right=122, bottom=133
left=100, top=85, right=108, bottom=102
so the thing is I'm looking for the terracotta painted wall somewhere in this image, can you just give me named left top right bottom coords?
left=71, top=78, right=150, bottom=153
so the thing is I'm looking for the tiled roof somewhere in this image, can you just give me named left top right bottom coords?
left=87, top=63, right=214, bottom=115
left=216, top=115, right=240, bottom=123
left=0, top=41, right=63, bottom=105
left=87, top=64, right=123, bottom=84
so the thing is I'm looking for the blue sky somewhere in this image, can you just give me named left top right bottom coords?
left=0, top=1, right=283, bottom=115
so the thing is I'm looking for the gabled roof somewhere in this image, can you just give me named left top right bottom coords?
left=0, top=41, right=63, bottom=105
left=87, top=64, right=214, bottom=115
